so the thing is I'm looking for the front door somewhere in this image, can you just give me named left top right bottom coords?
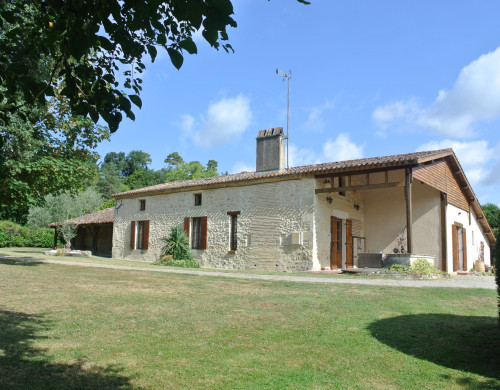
left=330, top=217, right=342, bottom=268
left=452, top=223, right=467, bottom=271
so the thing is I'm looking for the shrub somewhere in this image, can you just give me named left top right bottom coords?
left=0, top=220, right=60, bottom=248
left=495, top=230, right=499, bottom=324
left=389, top=258, right=442, bottom=276
left=155, top=255, right=200, bottom=268
left=160, top=225, right=193, bottom=260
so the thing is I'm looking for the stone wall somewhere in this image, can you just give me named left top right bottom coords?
left=112, top=178, right=316, bottom=271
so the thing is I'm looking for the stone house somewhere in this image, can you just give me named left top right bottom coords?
left=111, top=128, right=495, bottom=272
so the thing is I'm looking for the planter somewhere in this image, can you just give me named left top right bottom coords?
left=384, top=254, right=435, bottom=268
left=474, top=260, right=486, bottom=272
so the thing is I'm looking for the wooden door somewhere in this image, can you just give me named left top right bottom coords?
left=345, top=219, right=353, bottom=268
left=330, top=217, right=342, bottom=269
left=452, top=223, right=467, bottom=271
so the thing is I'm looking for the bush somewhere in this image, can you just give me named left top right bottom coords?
left=0, top=220, right=60, bottom=248
left=160, top=225, right=193, bottom=260
left=389, top=258, right=443, bottom=276
left=495, top=230, right=499, bottom=324
left=155, top=255, right=200, bottom=268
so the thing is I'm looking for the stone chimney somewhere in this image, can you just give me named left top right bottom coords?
left=256, top=127, right=285, bottom=172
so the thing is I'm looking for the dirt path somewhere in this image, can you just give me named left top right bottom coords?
left=1, top=256, right=496, bottom=289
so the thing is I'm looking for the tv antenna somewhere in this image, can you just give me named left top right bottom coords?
left=276, top=68, right=291, bottom=169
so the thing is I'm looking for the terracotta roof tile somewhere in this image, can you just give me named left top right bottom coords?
left=49, top=207, right=114, bottom=227
left=112, top=149, right=453, bottom=199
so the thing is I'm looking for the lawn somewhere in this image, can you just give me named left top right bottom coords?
left=0, top=258, right=498, bottom=389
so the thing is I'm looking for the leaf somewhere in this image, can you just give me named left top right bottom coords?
left=147, top=45, right=157, bottom=62
left=167, top=48, right=184, bottom=69
left=129, top=95, right=142, bottom=109
left=179, top=38, right=197, bottom=54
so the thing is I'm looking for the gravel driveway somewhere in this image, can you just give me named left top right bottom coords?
left=2, top=256, right=496, bottom=289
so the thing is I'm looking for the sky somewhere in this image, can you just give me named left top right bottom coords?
left=96, top=0, right=500, bottom=206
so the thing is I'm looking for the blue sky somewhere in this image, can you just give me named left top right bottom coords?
left=96, top=0, right=500, bottom=206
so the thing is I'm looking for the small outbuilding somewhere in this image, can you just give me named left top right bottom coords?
left=50, top=207, right=114, bottom=257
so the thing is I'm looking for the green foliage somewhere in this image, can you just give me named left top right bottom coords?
left=389, top=259, right=443, bottom=276
left=160, top=225, right=193, bottom=261
left=27, top=188, right=104, bottom=228
left=482, top=203, right=500, bottom=230
left=0, top=89, right=108, bottom=224
left=163, top=153, right=220, bottom=182
left=100, top=200, right=115, bottom=210
left=0, top=0, right=247, bottom=131
left=155, top=256, right=200, bottom=268
left=495, top=230, right=500, bottom=323
left=0, top=221, right=58, bottom=248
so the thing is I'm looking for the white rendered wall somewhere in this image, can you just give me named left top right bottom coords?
left=445, top=203, right=491, bottom=271
left=363, top=180, right=442, bottom=267
left=112, top=178, right=316, bottom=271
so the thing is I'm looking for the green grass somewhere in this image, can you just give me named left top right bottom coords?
left=0, top=257, right=498, bottom=389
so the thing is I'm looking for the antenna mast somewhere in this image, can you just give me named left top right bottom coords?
left=276, top=68, right=291, bottom=169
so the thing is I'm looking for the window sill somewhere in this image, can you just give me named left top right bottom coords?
left=228, top=250, right=236, bottom=255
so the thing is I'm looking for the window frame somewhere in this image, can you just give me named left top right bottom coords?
left=227, top=211, right=240, bottom=252
left=191, top=217, right=202, bottom=249
left=194, top=193, right=202, bottom=206
left=139, top=199, right=146, bottom=211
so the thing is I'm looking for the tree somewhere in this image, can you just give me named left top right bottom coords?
left=482, top=203, right=500, bottom=231
left=495, top=230, right=500, bottom=324
left=1, top=0, right=309, bottom=132
left=0, top=91, right=108, bottom=224
left=27, top=188, right=104, bottom=228
left=123, top=151, right=153, bottom=177
left=163, top=153, right=220, bottom=182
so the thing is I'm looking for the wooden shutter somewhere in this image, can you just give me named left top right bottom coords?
left=200, top=216, right=208, bottom=250
left=330, top=217, right=338, bottom=269
left=142, top=220, right=150, bottom=250
left=462, top=228, right=467, bottom=270
left=345, top=219, right=353, bottom=268
left=130, top=221, right=136, bottom=250
left=184, top=217, right=190, bottom=238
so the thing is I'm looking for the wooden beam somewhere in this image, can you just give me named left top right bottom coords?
left=314, top=165, right=415, bottom=179
left=405, top=167, right=413, bottom=254
left=315, top=181, right=404, bottom=194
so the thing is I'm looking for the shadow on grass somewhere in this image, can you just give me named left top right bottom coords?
left=0, top=310, right=137, bottom=389
left=368, top=314, right=500, bottom=389
left=0, top=258, right=42, bottom=266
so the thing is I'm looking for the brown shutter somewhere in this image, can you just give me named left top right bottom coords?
left=184, top=217, right=190, bottom=238
left=462, top=227, right=467, bottom=270
left=200, top=216, right=208, bottom=250
left=130, top=221, right=136, bottom=250
left=142, top=220, right=150, bottom=250
left=345, top=219, right=353, bottom=268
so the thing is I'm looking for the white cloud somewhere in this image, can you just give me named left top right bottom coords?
left=321, top=134, right=365, bottom=162
left=288, top=133, right=364, bottom=167
left=181, top=94, right=253, bottom=149
left=231, top=161, right=254, bottom=173
left=417, top=139, right=496, bottom=184
left=373, top=47, right=500, bottom=138
left=303, top=100, right=335, bottom=132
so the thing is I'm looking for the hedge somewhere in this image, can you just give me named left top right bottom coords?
left=0, top=220, right=59, bottom=248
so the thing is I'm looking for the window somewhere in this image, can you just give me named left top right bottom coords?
left=227, top=211, right=240, bottom=252
left=194, top=194, right=202, bottom=206
left=140, top=199, right=146, bottom=211
left=192, top=217, right=202, bottom=249
left=130, top=220, right=149, bottom=250
left=338, top=176, right=346, bottom=197
left=189, top=216, right=207, bottom=250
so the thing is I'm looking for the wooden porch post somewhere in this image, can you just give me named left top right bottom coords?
left=405, top=167, right=413, bottom=253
